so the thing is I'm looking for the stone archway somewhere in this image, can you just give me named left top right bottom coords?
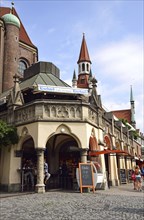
left=21, top=137, right=37, bottom=191
left=21, top=137, right=37, bottom=166
left=45, top=133, right=81, bottom=190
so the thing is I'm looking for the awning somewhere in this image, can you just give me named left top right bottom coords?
left=89, top=149, right=132, bottom=157
left=134, top=157, right=144, bottom=162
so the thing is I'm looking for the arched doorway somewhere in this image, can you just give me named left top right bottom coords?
left=45, top=134, right=81, bottom=190
left=21, top=137, right=37, bottom=191
left=59, top=140, right=80, bottom=190
left=22, top=138, right=37, bottom=163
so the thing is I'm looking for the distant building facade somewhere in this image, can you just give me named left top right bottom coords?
left=0, top=6, right=143, bottom=193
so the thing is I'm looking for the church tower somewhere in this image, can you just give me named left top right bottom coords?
left=77, top=34, right=91, bottom=88
left=1, top=4, right=20, bottom=92
left=130, top=85, right=136, bottom=128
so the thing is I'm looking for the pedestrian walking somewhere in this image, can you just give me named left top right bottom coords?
left=134, top=165, right=142, bottom=191
left=131, top=169, right=136, bottom=190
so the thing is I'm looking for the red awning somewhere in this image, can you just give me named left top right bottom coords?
left=89, top=149, right=132, bottom=157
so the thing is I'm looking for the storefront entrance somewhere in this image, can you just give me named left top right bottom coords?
left=21, top=137, right=37, bottom=191
left=59, top=142, right=80, bottom=190
left=45, top=134, right=80, bottom=191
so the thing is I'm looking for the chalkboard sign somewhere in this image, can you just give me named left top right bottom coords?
left=119, top=169, right=127, bottom=184
left=79, top=163, right=95, bottom=193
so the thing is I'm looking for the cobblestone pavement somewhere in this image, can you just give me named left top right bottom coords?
left=0, top=183, right=144, bottom=220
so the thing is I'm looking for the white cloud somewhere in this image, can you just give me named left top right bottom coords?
left=0, top=0, right=10, bottom=7
left=92, top=36, right=143, bottom=132
left=47, top=28, right=56, bottom=34
left=92, top=36, right=143, bottom=83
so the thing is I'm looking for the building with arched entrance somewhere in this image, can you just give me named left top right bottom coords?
left=0, top=5, right=143, bottom=193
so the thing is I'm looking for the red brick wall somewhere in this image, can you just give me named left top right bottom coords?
left=3, top=24, right=19, bottom=92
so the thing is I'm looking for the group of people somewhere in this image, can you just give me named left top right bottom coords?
left=132, top=165, right=144, bottom=191
left=22, top=158, right=51, bottom=189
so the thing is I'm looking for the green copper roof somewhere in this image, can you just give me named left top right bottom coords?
left=20, top=72, right=70, bottom=91
left=2, top=13, right=20, bottom=28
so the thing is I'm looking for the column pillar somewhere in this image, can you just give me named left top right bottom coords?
left=35, top=148, right=45, bottom=193
left=80, top=148, right=88, bottom=163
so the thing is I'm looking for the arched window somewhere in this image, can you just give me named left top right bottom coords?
left=82, top=63, right=85, bottom=71
left=87, top=64, right=89, bottom=71
left=18, top=60, right=28, bottom=76
left=104, top=135, right=111, bottom=149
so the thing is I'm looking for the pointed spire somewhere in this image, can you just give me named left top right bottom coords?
left=89, top=69, right=93, bottom=79
left=77, top=33, right=91, bottom=64
left=72, top=70, right=77, bottom=80
left=77, top=34, right=92, bottom=88
left=72, top=70, right=77, bottom=88
left=130, top=85, right=134, bottom=102
left=130, top=85, right=136, bottom=128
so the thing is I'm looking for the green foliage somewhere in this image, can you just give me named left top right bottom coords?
left=0, top=120, right=19, bottom=147
left=119, top=118, right=128, bottom=124
left=132, top=130, right=139, bottom=140
left=119, top=118, right=129, bottom=127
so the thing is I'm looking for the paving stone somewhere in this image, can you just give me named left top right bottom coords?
left=0, top=183, right=144, bottom=220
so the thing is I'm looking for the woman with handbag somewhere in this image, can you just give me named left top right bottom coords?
left=134, top=165, right=142, bottom=191
left=131, top=169, right=136, bottom=190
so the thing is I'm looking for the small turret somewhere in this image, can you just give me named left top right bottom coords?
left=2, top=13, right=20, bottom=29
left=130, top=85, right=136, bottom=128
left=77, top=34, right=91, bottom=88
left=2, top=3, right=20, bottom=92
left=2, top=2, right=20, bottom=29
left=72, top=70, right=77, bottom=88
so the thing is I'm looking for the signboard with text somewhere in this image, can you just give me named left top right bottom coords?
left=37, top=84, right=88, bottom=95
left=79, top=163, right=95, bottom=193
left=119, top=169, right=127, bottom=184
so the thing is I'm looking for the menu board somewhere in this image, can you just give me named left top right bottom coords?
left=79, top=163, right=95, bottom=193
left=119, top=169, right=127, bottom=184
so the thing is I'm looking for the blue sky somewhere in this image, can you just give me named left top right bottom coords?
left=1, top=0, right=144, bottom=133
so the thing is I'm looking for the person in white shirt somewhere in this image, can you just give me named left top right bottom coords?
left=44, top=158, right=51, bottom=184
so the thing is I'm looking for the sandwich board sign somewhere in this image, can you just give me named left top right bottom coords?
left=79, top=163, right=95, bottom=193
